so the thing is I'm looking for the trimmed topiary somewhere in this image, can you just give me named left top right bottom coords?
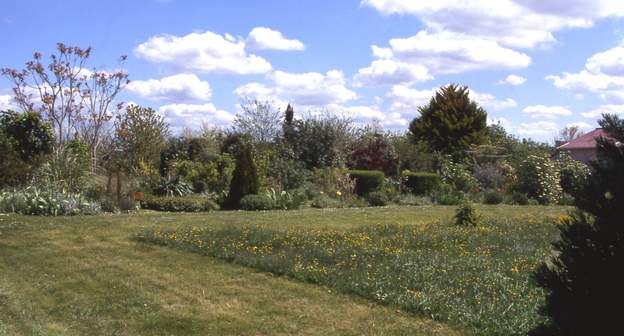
left=454, top=202, right=479, bottom=226
left=366, top=191, right=389, bottom=207
left=348, top=170, right=385, bottom=196
left=141, top=195, right=219, bottom=212
left=403, top=171, right=441, bottom=195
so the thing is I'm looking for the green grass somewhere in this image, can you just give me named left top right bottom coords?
left=0, top=205, right=568, bottom=335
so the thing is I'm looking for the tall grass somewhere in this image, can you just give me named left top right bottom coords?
left=136, top=215, right=562, bottom=335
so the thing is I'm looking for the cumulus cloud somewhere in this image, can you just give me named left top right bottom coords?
left=0, top=94, right=17, bottom=111
left=566, top=121, right=594, bottom=130
left=135, top=30, right=272, bottom=75
left=516, top=120, right=559, bottom=136
left=158, top=103, right=235, bottom=130
left=522, top=105, right=573, bottom=119
left=355, top=30, right=530, bottom=86
left=235, top=70, right=357, bottom=106
left=126, top=73, right=211, bottom=102
left=247, top=27, right=305, bottom=51
left=353, top=59, right=432, bottom=87
left=362, top=0, right=621, bottom=48
left=547, top=41, right=624, bottom=103
left=470, top=91, right=517, bottom=111
left=498, top=74, right=527, bottom=86
left=581, top=104, right=624, bottom=118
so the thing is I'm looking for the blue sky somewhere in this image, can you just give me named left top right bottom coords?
left=2, top=0, right=624, bottom=141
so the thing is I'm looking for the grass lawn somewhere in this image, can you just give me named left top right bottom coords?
left=0, top=205, right=568, bottom=335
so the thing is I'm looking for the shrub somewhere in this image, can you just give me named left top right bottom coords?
left=348, top=170, right=384, bottom=196
left=473, top=162, right=507, bottom=190
left=557, top=153, right=590, bottom=197
left=0, top=187, right=101, bottom=216
left=141, top=195, right=219, bottom=212
left=511, top=192, right=529, bottom=205
left=366, top=191, right=389, bottom=207
left=265, top=188, right=307, bottom=210
left=348, top=134, right=399, bottom=176
left=240, top=194, right=276, bottom=211
left=440, top=157, right=477, bottom=192
left=311, top=168, right=355, bottom=200
left=311, top=194, right=343, bottom=209
left=516, top=154, right=562, bottom=204
left=433, top=185, right=465, bottom=205
left=154, top=175, right=193, bottom=197
left=454, top=202, right=479, bottom=226
left=483, top=190, right=504, bottom=204
left=402, top=171, right=441, bottom=195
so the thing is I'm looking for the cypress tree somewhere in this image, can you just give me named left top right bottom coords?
left=531, top=114, right=624, bottom=335
left=224, top=138, right=259, bottom=209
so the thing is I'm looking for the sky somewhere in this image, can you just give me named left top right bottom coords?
left=2, top=0, right=624, bottom=141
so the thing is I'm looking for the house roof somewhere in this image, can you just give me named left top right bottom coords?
left=556, top=128, right=614, bottom=150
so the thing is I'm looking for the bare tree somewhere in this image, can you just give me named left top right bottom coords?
left=77, top=59, right=129, bottom=172
left=1, top=43, right=129, bottom=172
left=233, top=99, right=284, bottom=144
left=556, top=125, right=586, bottom=143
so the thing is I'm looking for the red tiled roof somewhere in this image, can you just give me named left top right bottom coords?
left=556, top=128, right=612, bottom=150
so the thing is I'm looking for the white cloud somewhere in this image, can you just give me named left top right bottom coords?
left=498, top=74, right=527, bottom=86
left=0, top=94, right=17, bottom=111
left=368, top=31, right=531, bottom=78
left=135, top=30, right=272, bottom=75
left=126, top=73, right=211, bottom=102
left=247, top=27, right=305, bottom=51
left=386, top=85, right=436, bottom=115
left=158, top=103, right=235, bottom=130
left=235, top=70, right=357, bottom=106
left=522, top=105, right=573, bottom=119
left=488, top=117, right=513, bottom=130
left=581, top=104, right=624, bottom=118
left=362, top=0, right=621, bottom=48
left=547, top=41, right=624, bottom=103
left=517, top=120, right=559, bottom=136
left=352, top=59, right=432, bottom=87
left=470, top=91, right=517, bottom=111
left=566, top=121, right=594, bottom=130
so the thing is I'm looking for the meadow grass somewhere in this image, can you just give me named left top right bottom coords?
left=0, top=205, right=567, bottom=335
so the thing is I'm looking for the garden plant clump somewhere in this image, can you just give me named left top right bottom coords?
left=137, top=212, right=562, bottom=335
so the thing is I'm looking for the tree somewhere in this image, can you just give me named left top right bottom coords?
left=555, top=125, right=586, bottom=143
left=233, top=99, right=283, bottom=144
left=0, top=110, right=53, bottom=187
left=348, top=133, right=399, bottom=176
left=409, top=84, right=488, bottom=157
left=531, top=114, right=624, bottom=335
left=225, top=137, right=259, bottom=209
left=1, top=43, right=129, bottom=170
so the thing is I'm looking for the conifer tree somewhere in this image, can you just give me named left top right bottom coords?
left=409, top=84, right=488, bottom=157
left=531, top=114, right=624, bottom=335
left=224, top=137, right=259, bottom=209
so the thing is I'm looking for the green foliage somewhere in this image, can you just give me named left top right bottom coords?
left=366, top=191, right=389, bottom=206
left=439, top=157, right=477, bottom=192
left=141, top=195, right=219, bottom=212
left=171, top=154, right=234, bottom=194
left=409, top=84, right=488, bottom=156
left=392, top=136, right=436, bottom=172
left=0, top=187, right=101, bottom=216
left=483, top=190, right=504, bottom=205
left=556, top=152, right=591, bottom=197
left=138, top=214, right=559, bottom=336
left=240, top=194, right=276, bottom=211
left=264, top=188, right=307, bottom=210
left=511, top=192, right=530, bottom=205
left=311, top=167, right=356, bottom=200
left=532, top=114, right=624, bottom=335
left=348, top=170, right=385, bottom=196
left=454, top=202, right=479, bottom=226
left=34, top=140, right=92, bottom=192
left=402, top=171, right=441, bottom=195
left=432, top=185, right=465, bottom=205
left=0, top=110, right=53, bottom=187
left=396, top=194, right=433, bottom=206
left=154, top=175, right=193, bottom=197
left=516, top=154, right=562, bottom=204
left=225, top=138, right=259, bottom=209
left=311, top=194, right=344, bottom=208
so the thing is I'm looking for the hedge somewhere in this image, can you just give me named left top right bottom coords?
left=141, top=195, right=219, bottom=212
left=403, top=172, right=441, bottom=195
left=348, top=170, right=385, bottom=196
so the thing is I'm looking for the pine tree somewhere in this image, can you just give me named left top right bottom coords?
left=224, top=138, right=259, bottom=209
left=409, top=84, right=488, bottom=157
left=531, top=114, right=624, bottom=335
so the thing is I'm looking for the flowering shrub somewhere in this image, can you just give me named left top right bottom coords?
left=556, top=152, right=590, bottom=197
left=440, top=157, right=477, bottom=192
left=311, top=168, right=355, bottom=200
left=516, top=154, right=562, bottom=204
